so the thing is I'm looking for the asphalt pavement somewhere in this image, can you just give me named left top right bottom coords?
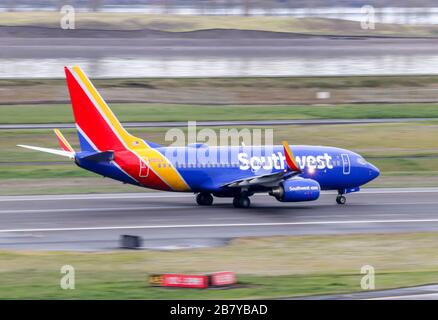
left=1, top=188, right=438, bottom=251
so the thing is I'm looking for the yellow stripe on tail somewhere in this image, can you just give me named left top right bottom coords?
left=73, top=66, right=145, bottom=150
left=70, top=66, right=190, bottom=191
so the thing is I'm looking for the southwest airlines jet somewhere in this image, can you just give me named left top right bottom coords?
left=18, top=66, right=380, bottom=208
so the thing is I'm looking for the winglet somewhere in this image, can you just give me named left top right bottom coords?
left=54, top=129, right=75, bottom=152
left=282, top=141, right=301, bottom=172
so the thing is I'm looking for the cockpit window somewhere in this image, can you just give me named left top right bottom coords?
left=357, top=157, right=368, bottom=165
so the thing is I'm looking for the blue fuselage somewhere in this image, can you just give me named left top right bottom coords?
left=159, top=145, right=380, bottom=193
left=77, top=145, right=379, bottom=195
left=76, top=144, right=380, bottom=195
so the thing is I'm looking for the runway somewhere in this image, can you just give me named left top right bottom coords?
left=0, top=118, right=431, bottom=130
left=298, top=284, right=438, bottom=300
left=1, top=188, right=438, bottom=250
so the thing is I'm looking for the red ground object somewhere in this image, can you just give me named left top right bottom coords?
left=149, top=271, right=236, bottom=289
left=162, top=274, right=209, bottom=289
left=210, top=271, right=237, bottom=287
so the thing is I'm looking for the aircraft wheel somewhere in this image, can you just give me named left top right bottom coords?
left=196, top=193, right=213, bottom=206
left=240, top=197, right=251, bottom=208
left=336, top=195, right=346, bottom=205
left=233, top=196, right=251, bottom=208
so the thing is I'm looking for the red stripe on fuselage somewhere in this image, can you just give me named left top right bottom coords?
left=65, top=68, right=171, bottom=191
left=114, top=150, right=170, bottom=190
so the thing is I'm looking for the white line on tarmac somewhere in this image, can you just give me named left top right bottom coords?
left=0, top=206, right=187, bottom=214
left=357, top=188, right=438, bottom=194
left=0, top=193, right=193, bottom=202
left=2, top=218, right=438, bottom=233
left=1, top=201, right=438, bottom=215
left=368, top=293, right=438, bottom=300
left=351, top=201, right=438, bottom=206
left=1, top=187, right=438, bottom=202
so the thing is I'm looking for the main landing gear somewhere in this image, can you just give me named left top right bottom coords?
left=336, top=193, right=347, bottom=205
left=195, top=192, right=252, bottom=208
left=233, top=195, right=251, bottom=208
left=196, top=192, right=213, bottom=206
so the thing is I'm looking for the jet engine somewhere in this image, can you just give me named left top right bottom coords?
left=270, top=179, right=320, bottom=202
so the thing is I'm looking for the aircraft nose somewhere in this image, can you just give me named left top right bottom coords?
left=368, top=163, right=380, bottom=180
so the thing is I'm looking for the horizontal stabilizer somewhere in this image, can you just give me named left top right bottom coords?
left=80, top=151, right=114, bottom=162
left=17, top=145, right=75, bottom=159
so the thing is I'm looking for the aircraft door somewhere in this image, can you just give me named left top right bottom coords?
left=139, top=157, right=149, bottom=178
left=341, top=154, right=350, bottom=175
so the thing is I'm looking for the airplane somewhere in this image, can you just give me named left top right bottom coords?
left=18, top=66, right=380, bottom=208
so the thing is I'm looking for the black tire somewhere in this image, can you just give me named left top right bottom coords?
left=336, top=195, right=346, bottom=205
left=233, top=197, right=241, bottom=208
left=233, top=196, right=251, bottom=208
left=196, top=193, right=213, bottom=206
left=238, top=197, right=251, bottom=208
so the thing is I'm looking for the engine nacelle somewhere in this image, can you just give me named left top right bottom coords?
left=270, top=179, right=320, bottom=202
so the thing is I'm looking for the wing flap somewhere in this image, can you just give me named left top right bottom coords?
left=222, top=142, right=301, bottom=189
left=222, top=170, right=297, bottom=188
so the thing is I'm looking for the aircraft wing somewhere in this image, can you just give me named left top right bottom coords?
left=222, top=170, right=296, bottom=188
left=221, top=141, right=302, bottom=188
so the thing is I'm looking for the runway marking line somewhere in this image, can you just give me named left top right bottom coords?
left=3, top=218, right=438, bottom=233
left=367, top=292, right=438, bottom=300
left=0, top=193, right=193, bottom=202
left=2, top=201, right=438, bottom=215
left=1, top=188, right=438, bottom=202
left=0, top=206, right=187, bottom=214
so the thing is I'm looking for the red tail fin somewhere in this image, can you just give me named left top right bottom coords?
left=64, top=66, right=146, bottom=152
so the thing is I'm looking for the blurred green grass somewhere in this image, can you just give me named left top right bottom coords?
left=2, top=233, right=438, bottom=299
left=4, top=122, right=438, bottom=161
left=1, top=122, right=438, bottom=194
left=5, top=75, right=438, bottom=89
left=2, top=103, right=438, bottom=124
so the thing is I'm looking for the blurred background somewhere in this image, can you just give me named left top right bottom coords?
left=3, top=1, right=438, bottom=300
left=2, top=0, right=438, bottom=78
left=2, top=0, right=438, bottom=195
left=0, top=0, right=438, bottom=78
